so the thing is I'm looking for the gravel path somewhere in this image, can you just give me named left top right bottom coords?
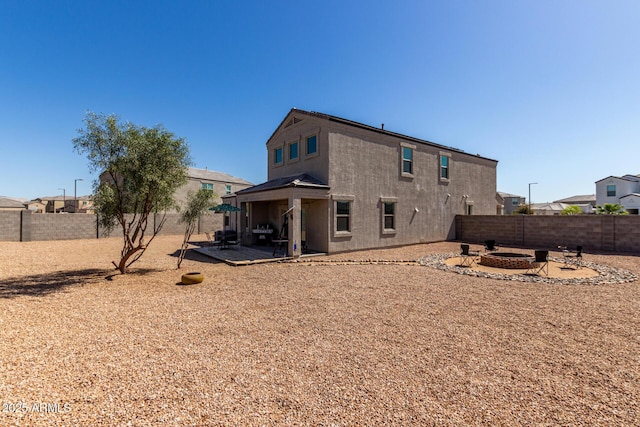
left=1, top=235, right=639, bottom=426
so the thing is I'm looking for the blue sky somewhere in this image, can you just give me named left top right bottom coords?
left=1, top=0, right=638, bottom=203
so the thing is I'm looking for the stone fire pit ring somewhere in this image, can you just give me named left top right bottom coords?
left=480, top=252, right=533, bottom=269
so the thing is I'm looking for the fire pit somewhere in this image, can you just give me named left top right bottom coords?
left=480, top=252, right=533, bottom=269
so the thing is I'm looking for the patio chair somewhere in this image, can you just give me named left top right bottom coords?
left=459, top=244, right=479, bottom=267
left=205, top=232, right=221, bottom=248
left=484, top=240, right=499, bottom=252
left=563, top=245, right=583, bottom=269
left=526, top=250, right=549, bottom=276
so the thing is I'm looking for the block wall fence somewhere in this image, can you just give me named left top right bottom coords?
left=456, top=215, right=640, bottom=253
left=0, top=211, right=223, bottom=242
left=2, top=211, right=639, bottom=253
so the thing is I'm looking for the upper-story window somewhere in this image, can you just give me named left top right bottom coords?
left=440, top=154, right=450, bottom=180
left=274, top=147, right=283, bottom=165
left=400, top=142, right=415, bottom=178
left=512, top=199, right=520, bottom=206
left=202, top=183, right=213, bottom=191
left=225, top=184, right=232, bottom=194
left=402, top=147, right=413, bottom=174
left=289, top=141, right=299, bottom=160
left=306, top=135, right=317, bottom=156
left=607, top=185, right=616, bottom=197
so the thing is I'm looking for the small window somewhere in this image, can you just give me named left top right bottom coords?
left=607, top=185, right=616, bottom=197
left=383, top=202, right=395, bottom=230
left=336, top=201, right=350, bottom=232
left=306, top=135, right=317, bottom=155
left=402, top=147, right=413, bottom=175
left=512, top=199, right=519, bottom=206
left=201, top=183, right=213, bottom=191
left=440, top=155, right=449, bottom=180
left=225, top=184, right=231, bottom=195
left=289, top=142, right=299, bottom=160
left=274, top=147, right=283, bottom=164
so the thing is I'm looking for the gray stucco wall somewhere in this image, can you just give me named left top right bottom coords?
left=326, top=123, right=497, bottom=253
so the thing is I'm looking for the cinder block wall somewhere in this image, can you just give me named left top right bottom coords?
left=30, top=212, right=97, bottom=241
left=0, top=211, right=21, bottom=241
left=457, top=215, right=640, bottom=253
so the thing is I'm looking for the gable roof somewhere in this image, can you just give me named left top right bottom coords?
left=235, top=174, right=329, bottom=195
left=188, top=167, right=253, bottom=186
left=498, top=192, right=524, bottom=199
left=595, top=175, right=640, bottom=184
left=268, top=108, right=498, bottom=163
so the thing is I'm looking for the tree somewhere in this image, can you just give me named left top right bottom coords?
left=513, top=205, right=533, bottom=215
left=595, top=203, right=628, bottom=215
left=561, top=205, right=583, bottom=215
left=177, top=189, right=216, bottom=269
left=73, top=112, right=190, bottom=273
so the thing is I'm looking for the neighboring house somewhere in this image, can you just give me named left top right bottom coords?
left=68, top=195, right=95, bottom=214
left=497, top=192, right=526, bottom=215
left=99, top=167, right=253, bottom=212
left=225, top=108, right=498, bottom=256
left=26, top=199, right=47, bottom=213
left=553, top=194, right=595, bottom=214
left=173, top=167, right=253, bottom=210
left=0, top=196, right=26, bottom=211
left=30, top=196, right=67, bottom=213
left=530, top=202, right=570, bottom=216
left=595, top=174, right=640, bottom=214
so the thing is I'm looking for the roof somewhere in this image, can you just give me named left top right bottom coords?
left=0, top=197, right=26, bottom=209
left=188, top=167, right=253, bottom=186
left=531, top=202, right=569, bottom=211
left=235, top=174, right=329, bottom=195
left=268, top=108, right=498, bottom=163
left=619, top=193, right=640, bottom=199
left=498, top=192, right=524, bottom=199
left=595, top=175, right=640, bottom=184
left=553, top=194, right=596, bottom=204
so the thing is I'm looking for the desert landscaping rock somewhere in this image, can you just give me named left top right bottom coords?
left=1, top=236, right=638, bottom=426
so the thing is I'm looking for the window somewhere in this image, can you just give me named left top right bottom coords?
left=225, top=184, right=231, bottom=194
left=336, top=201, right=350, bottom=232
left=274, top=147, right=283, bottom=164
left=289, top=142, right=299, bottom=160
left=512, top=199, right=519, bottom=206
left=306, top=135, right=317, bottom=155
left=607, top=185, right=616, bottom=197
left=400, top=143, right=415, bottom=177
left=202, top=183, right=213, bottom=191
left=402, top=147, right=413, bottom=174
left=440, top=154, right=450, bottom=180
left=383, top=202, right=395, bottom=230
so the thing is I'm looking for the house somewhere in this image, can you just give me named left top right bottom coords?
left=497, top=192, right=526, bottom=215
left=0, top=197, right=26, bottom=211
left=225, top=109, right=498, bottom=256
left=99, top=167, right=253, bottom=212
left=174, top=167, right=253, bottom=209
left=552, top=194, right=595, bottom=214
left=530, top=202, right=569, bottom=215
left=595, top=174, right=640, bottom=214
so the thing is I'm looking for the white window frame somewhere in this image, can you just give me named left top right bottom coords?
left=332, top=195, right=354, bottom=237
left=400, top=142, right=415, bottom=178
left=380, top=197, right=398, bottom=235
left=439, top=152, right=451, bottom=182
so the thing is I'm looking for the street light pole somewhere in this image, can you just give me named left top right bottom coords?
left=528, top=182, right=538, bottom=214
left=74, top=178, right=83, bottom=213
left=58, top=188, right=66, bottom=213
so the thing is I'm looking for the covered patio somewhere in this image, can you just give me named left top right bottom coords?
left=223, top=174, right=331, bottom=258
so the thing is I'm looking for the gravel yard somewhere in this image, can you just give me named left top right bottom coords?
left=1, top=235, right=639, bottom=426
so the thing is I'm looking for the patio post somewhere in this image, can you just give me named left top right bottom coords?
left=288, top=196, right=302, bottom=258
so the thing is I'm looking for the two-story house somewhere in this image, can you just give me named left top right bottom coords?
left=226, top=109, right=498, bottom=256
left=595, top=174, right=640, bottom=214
left=497, top=192, right=526, bottom=215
